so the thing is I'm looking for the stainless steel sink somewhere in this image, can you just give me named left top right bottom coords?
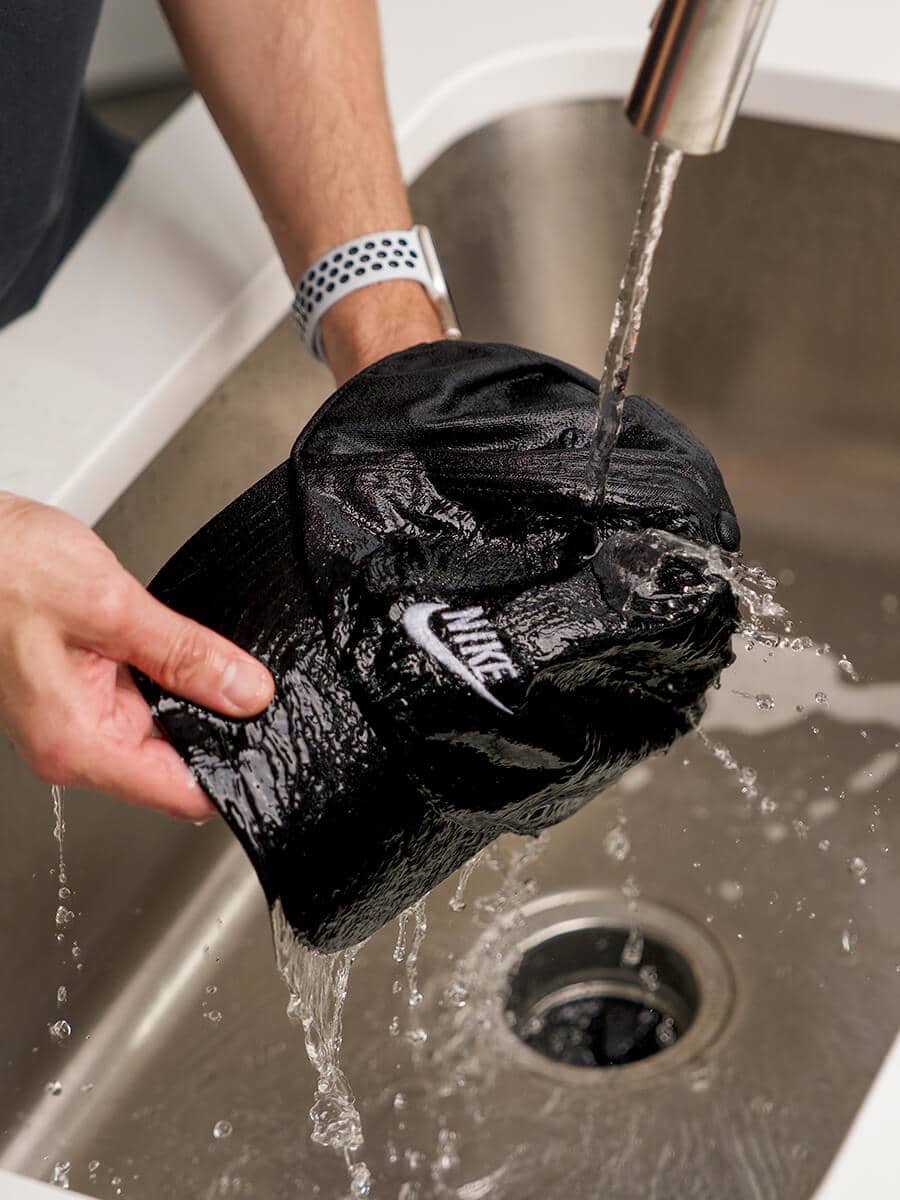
left=2, top=101, right=899, bottom=1199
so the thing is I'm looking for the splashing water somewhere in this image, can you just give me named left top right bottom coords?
left=438, top=834, right=552, bottom=1092
left=473, top=833, right=549, bottom=921
left=613, top=529, right=864, bottom=811
left=627, top=529, right=788, bottom=642
left=449, top=850, right=487, bottom=912
left=590, top=141, right=684, bottom=505
left=271, top=902, right=369, bottom=1190
left=403, top=899, right=429, bottom=1047
left=50, top=1160, right=70, bottom=1189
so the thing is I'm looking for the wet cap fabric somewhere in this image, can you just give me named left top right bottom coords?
left=135, top=341, right=740, bottom=952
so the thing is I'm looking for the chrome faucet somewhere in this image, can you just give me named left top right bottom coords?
left=626, top=0, right=776, bottom=155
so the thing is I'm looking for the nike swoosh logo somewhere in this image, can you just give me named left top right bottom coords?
left=401, top=602, right=514, bottom=715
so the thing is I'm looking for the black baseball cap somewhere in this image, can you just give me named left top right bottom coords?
left=135, top=341, right=739, bottom=951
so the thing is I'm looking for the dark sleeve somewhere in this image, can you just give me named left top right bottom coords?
left=0, top=1, right=133, bottom=328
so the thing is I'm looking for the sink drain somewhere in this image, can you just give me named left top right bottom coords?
left=508, top=924, right=696, bottom=1068
left=496, top=890, right=734, bottom=1085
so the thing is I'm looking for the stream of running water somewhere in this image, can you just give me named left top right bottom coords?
left=49, top=786, right=78, bottom=1059
left=271, top=903, right=372, bottom=1198
left=589, top=140, right=683, bottom=506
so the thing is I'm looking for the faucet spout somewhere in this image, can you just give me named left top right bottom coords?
left=626, top=0, right=776, bottom=155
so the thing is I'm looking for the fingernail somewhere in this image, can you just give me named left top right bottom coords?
left=220, top=659, right=271, bottom=711
left=715, top=510, right=741, bottom=552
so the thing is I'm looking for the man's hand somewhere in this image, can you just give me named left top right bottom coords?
left=0, top=493, right=274, bottom=819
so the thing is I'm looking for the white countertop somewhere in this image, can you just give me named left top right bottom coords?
left=1, top=2, right=897, bottom=1196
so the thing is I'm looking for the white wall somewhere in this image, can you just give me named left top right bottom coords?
left=86, top=0, right=185, bottom=94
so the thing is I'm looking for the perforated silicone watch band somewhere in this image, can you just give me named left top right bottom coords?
left=292, top=225, right=460, bottom=362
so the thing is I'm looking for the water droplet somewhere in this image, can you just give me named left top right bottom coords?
left=205, top=984, right=217, bottom=995
left=718, top=880, right=744, bottom=903
left=48, top=1019, right=71, bottom=1044
left=762, top=822, right=789, bottom=844
left=621, top=929, right=644, bottom=967
left=639, top=964, right=660, bottom=992
left=814, top=691, right=828, bottom=705
left=56, top=986, right=67, bottom=1006
left=434, top=1128, right=461, bottom=1174
left=50, top=1161, right=70, bottom=1189
left=807, top=796, right=839, bottom=823
left=88, top=1161, right=100, bottom=1174
left=738, top=766, right=758, bottom=797
left=71, top=943, right=80, bottom=960
left=393, top=1091, right=408, bottom=1111
left=46, top=1080, right=63, bottom=1096
left=847, top=856, right=869, bottom=884
left=841, top=925, right=858, bottom=955
left=818, top=839, right=831, bottom=852
left=350, top=1162, right=372, bottom=1197
left=655, top=1016, right=677, bottom=1047
left=603, top=824, right=630, bottom=861
left=404, top=1026, right=428, bottom=1046
left=755, top=693, right=775, bottom=710
left=838, top=656, right=860, bottom=682
left=212, top=1119, right=232, bottom=1140
left=388, top=1015, right=400, bottom=1037
left=57, top=887, right=71, bottom=900
left=759, top=797, right=777, bottom=815
left=443, top=981, right=468, bottom=1009
left=203, top=1010, right=223, bottom=1024
left=55, top=906, right=74, bottom=928
left=688, top=1064, right=714, bottom=1093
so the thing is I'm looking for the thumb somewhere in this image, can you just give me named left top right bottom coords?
left=113, top=580, right=274, bottom=717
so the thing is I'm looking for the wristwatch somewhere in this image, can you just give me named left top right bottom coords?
left=292, top=224, right=462, bottom=362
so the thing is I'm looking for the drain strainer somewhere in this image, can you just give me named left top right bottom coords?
left=496, top=890, right=734, bottom=1085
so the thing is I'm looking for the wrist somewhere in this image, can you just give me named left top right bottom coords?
left=320, top=280, right=445, bottom=385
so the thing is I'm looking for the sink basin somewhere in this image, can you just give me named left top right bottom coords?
left=1, top=101, right=898, bottom=1199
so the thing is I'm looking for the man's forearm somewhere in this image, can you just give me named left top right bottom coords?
left=160, top=0, right=443, bottom=380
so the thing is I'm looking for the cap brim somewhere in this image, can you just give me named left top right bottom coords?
left=134, top=461, right=488, bottom=952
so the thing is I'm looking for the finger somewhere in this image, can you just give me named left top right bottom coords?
left=82, top=733, right=217, bottom=821
left=2, top=618, right=216, bottom=819
left=97, top=578, right=274, bottom=718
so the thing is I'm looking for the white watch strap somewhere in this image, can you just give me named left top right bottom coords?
left=291, top=226, right=459, bottom=362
